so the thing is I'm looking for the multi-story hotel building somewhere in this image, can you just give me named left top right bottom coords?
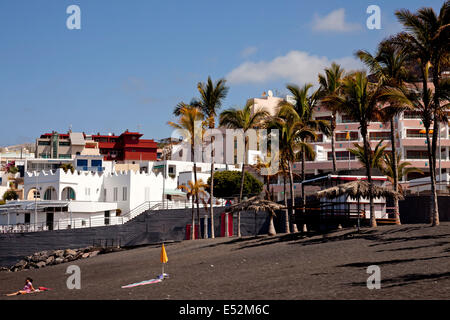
left=248, top=86, right=450, bottom=199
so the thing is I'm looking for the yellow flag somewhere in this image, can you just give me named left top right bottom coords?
left=160, top=243, right=168, bottom=264
left=346, top=131, right=350, bottom=140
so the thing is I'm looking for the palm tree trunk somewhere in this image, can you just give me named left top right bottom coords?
left=268, top=214, right=276, bottom=236
left=390, top=118, right=400, bottom=225
left=191, top=196, right=195, bottom=240
left=425, top=127, right=439, bottom=226
left=237, top=138, right=248, bottom=237
left=331, top=114, right=337, bottom=173
left=362, top=128, right=376, bottom=228
left=288, top=161, right=299, bottom=232
left=301, top=149, right=307, bottom=232
left=283, top=172, right=290, bottom=233
left=192, top=144, right=201, bottom=239
left=210, top=136, right=215, bottom=238
left=431, top=71, right=441, bottom=226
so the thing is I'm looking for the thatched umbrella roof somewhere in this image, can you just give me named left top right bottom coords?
left=316, top=180, right=404, bottom=200
left=228, top=196, right=286, bottom=216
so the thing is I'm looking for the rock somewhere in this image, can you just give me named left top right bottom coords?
left=0, top=267, right=10, bottom=272
left=45, top=256, right=55, bottom=265
left=25, top=255, right=33, bottom=262
left=15, top=260, right=27, bottom=268
left=31, top=255, right=41, bottom=263
left=89, top=251, right=100, bottom=258
left=64, top=255, right=74, bottom=262
left=74, top=251, right=83, bottom=260
left=64, top=249, right=77, bottom=257
left=53, top=250, right=64, bottom=258
left=39, top=251, right=49, bottom=260
left=36, top=261, right=46, bottom=268
left=54, top=257, right=64, bottom=264
left=81, top=253, right=90, bottom=259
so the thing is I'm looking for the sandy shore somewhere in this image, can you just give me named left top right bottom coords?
left=1, top=223, right=450, bottom=300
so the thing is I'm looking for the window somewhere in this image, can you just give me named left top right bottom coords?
left=406, top=129, right=426, bottom=138
left=122, top=187, right=127, bottom=201
left=77, top=159, right=88, bottom=167
left=369, top=131, right=390, bottom=140
left=336, top=132, right=358, bottom=141
left=113, top=188, right=118, bottom=201
left=38, top=141, right=50, bottom=146
left=59, top=154, right=72, bottom=159
left=59, top=141, right=70, bottom=146
left=328, top=151, right=356, bottom=161
left=406, top=150, right=428, bottom=159
left=85, top=188, right=91, bottom=196
left=103, top=189, right=107, bottom=201
left=91, top=160, right=102, bottom=167
left=104, top=211, right=110, bottom=225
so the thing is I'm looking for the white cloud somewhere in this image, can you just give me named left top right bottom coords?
left=312, top=8, right=361, bottom=32
left=226, top=50, right=364, bottom=85
left=241, top=46, right=258, bottom=58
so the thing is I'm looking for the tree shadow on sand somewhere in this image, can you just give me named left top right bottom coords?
left=374, top=241, right=450, bottom=253
left=338, top=254, right=450, bottom=268
left=348, top=271, right=450, bottom=288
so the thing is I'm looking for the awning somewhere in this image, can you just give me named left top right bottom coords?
left=0, top=200, right=69, bottom=212
left=164, top=189, right=186, bottom=196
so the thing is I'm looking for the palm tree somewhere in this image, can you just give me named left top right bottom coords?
left=278, top=84, right=330, bottom=231
left=219, top=101, right=269, bottom=237
left=60, top=163, right=75, bottom=173
left=349, top=140, right=388, bottom=170
left=318, top=63, right=345, bottom=173
left=168, top=106, right=204, bottom=231
left=323, top=72, right=383, bottom=227
left=356, top=41, right=410, bottom=225
left=269, top=104, right=317, bottom=233
left=391, top=2, right=450, bottom=225
left=178, top=179, right=209, bottom=240
left=195, top=77, right=229, bottom=239
left=398, top=78, right=450, bottom=225
left=381, top=152, right=424, bottom=194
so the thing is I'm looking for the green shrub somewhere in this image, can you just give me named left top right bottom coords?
left=206, top=170, right=263, bottom=199
left=3, top=190, right=19, bottom=201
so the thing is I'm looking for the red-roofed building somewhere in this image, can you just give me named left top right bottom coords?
left=92, top=130, right=157, bottom=161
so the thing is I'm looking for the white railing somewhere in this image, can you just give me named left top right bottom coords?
left=0, top=198, right=229, bottom=234
left=0, top=215, right=125, bottom=234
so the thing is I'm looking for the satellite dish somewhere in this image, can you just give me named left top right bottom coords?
left=268, top=90, right=273, bottom=97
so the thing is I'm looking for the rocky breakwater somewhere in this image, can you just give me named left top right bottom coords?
left=0, top=246, right=123, bottom=272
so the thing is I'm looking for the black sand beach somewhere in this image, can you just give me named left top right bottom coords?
left=1, top=223, right=450, bottom=300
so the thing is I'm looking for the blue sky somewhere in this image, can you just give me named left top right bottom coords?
left=0, top=0, right=445, bottom=146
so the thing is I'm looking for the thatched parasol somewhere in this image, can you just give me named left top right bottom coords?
left=316, top=180, right=403, bottom=201
left=228, top=196, right=286, bottom=236
left=316, top=179, right=403, bottom=231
